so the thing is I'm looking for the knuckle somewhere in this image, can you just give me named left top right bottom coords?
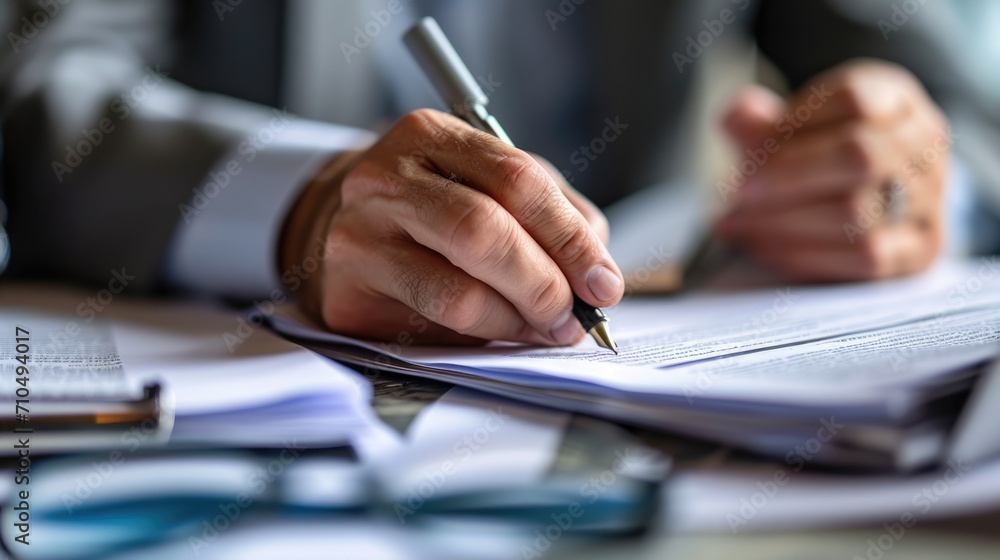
left=832, top=61, right=890, bottom=119
left=525, top=274, right=567, bottom=319
left=436, top=280, right=488, bottom=334
left=836, top=75, right=871, bottom=121
left=551, top=222, right=597, bottom=269
left=396, top=153, right=427, bottom=178
left=397, top=108, right=440, bottom=135
left=836, top=61, right=921, bottom=121
left=395, top=111, right=427, bottom=141
left=493, top=154, right=550, bottom=203
left=879, top=61, right=922, bottom=91
left=447, top=201, right=516, bottom=270
left=397, top=109, right=456, bottom=157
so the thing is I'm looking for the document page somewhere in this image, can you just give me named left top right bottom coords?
left=0, top=310, right=139, bottom=400
left=271, top=259, right=1000, bottom=405
left=493, top=261, right=1000, bottom=369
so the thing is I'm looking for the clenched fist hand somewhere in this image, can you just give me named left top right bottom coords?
left=718, top=60, right=950, bottom=281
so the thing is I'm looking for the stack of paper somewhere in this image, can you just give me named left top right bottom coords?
left=269, top=259, right=1000, bottom=471
left=0, top=286, right=400, bottom=457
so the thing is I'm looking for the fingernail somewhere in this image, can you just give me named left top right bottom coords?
left=586, top=265, right=621, bottom=302
left=550, top=310, right=581, bottom=345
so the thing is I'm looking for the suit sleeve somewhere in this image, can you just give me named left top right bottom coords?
left=0, top=0, right=373, bottom=295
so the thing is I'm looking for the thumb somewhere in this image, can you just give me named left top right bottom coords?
left=722, top=85, right=786, bottom=148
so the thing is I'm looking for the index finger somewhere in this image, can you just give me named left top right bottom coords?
left=404, top=109, right=625, bottom=309
left=786, top=60, right=916, bottom=132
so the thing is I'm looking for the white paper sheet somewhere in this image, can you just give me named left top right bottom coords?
left=271, top=259, right=1000, bottom=406
left=666, top=457, right=1000, bottom=533
left=380, top=387, right=569, bottom=498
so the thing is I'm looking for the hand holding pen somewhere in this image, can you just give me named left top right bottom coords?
left=278, top=20, right=624, bottom=350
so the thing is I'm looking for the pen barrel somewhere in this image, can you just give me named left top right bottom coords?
left=404, top=17, right=489, bottom=117
left=572, top=294, right=608, bottom=332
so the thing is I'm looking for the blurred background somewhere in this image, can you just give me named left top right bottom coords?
left=2, top=1, right=1000, bottom=559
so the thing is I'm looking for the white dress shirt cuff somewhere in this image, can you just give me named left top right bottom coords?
left=166, top=114, right=375, bottom=299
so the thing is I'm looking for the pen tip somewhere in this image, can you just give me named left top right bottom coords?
left=589, top=322, right=619, bottom=355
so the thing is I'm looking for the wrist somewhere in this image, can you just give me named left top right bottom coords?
left=278, top=149, right=363, bottom=309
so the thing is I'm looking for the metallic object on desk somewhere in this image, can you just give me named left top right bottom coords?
left=0, top=199, right=8, bottom=275
left=0, top=384, right=173, bottom=456
left=403, top=17, right=618, bottom=354
left=0, top=120, right=7, bottom=275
